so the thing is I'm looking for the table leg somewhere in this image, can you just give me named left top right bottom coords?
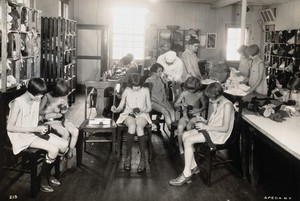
left=112, top=130, right=116, bottom=163
left=249, top=127, right=259, bottom=187
left=76, top=129, right=84, bottom=167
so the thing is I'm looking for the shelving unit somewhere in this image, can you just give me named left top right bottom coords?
left=145, top=27, right=200, bottom=59
left=0, top=0, right=41, bottom=92
left=40, top=17, right=77, bottom=105
left=264, top=28, right=300, bottom=77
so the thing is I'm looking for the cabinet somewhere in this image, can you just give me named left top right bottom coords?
left=145, top=27, right=200, bottom=59
left=40, top=17, right=77, bottom=105
left=0, top=0, right=41, bottom=92
left=264, top=28, right=300, bottom=77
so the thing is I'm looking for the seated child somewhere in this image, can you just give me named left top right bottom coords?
left=7, top=78, right=68, bottom=193
left=174, top=76, right=208, bottom=155
left=39, top=79, right=79, bottom=169
left=145, top=63, right=176, bottom=130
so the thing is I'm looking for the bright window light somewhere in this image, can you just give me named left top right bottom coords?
left=226, top=27, right=248, bottom=61
left=112, top=7, right=148, bottom=60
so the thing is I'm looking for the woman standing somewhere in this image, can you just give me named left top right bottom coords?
left=246, top=44, right=268, bottom=95
left=182, top=37, right=203, bottom=81
left=111, top=74, right=152, bottom=173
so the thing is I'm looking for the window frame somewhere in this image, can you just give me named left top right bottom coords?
left=225, top=24, right=251, bottom=62
left=111, top=7, right=147, bottom=61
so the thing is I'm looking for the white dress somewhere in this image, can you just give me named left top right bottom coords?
left=7, top=95, right=40, bottom=155
left=116, top=87, right=152, bottom=124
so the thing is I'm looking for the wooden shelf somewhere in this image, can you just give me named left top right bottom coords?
left=40, top=17, right=77, bottom=106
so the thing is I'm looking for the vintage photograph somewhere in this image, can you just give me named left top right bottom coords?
left=0, top=0, right=299, bottom=201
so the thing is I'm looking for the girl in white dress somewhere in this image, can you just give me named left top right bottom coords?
left=169, top=82, right=235, bottom=186
left=7, top=78, right=68, bottom=193
left=111, top=74, right=152, bottom=173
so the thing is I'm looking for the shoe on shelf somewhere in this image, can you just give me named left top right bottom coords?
left=137, top=159, right=146, bottom=173
left=40, top=184, right=54, bottom=193
left=169, top=173, right=192, bottom=186
left=191, top=166, right=200, bottom=175
left=49, top=177, right=61, bottom=186
left=124, top=156, right=131, bottom=170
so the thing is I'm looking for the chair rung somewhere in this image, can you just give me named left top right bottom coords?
left=85, top=139, right=112, bottom=143
left=212, top=159, right=234, bottom=166
left=3, top=167, right=31, bottom=173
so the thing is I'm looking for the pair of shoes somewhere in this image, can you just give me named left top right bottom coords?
left=40, top=184, right=54, bottom=193
left=169, top=173, right=192, bottom=186
left=124, top=156, right=131, bottom=170
left=49, top=177, right=61, bottom=186
left=137, top=159, right=146, bottom=173
left=191, top=166, right=200, bottom=175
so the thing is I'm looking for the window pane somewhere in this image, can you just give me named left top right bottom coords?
left=112, top=7, right=147, bottom=60
left=226, top=27, right=248, bottom=61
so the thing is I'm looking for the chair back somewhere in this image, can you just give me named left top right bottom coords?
left=84, top=81, right=116, bottom=119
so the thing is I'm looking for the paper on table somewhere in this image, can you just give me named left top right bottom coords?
left=88, top=118, right=111, bottom=125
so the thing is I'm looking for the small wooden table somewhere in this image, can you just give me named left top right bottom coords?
left=76, top=119, right=117, bottom=166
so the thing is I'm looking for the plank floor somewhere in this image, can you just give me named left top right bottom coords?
left=0, top=93, right=290, bottom=201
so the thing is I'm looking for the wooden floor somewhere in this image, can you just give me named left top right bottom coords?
left=0, top=93, right=293, bottom=201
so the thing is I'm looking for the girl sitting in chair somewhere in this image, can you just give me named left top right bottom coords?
left=111, top=74, right=152, bottom=173
left=174, top=76, right=208, bottom=156
left=39, top=79, right=79, bottom=169
left=169, top=82, right=235, bottom=186
left=7, top=78, right=68, bottom=193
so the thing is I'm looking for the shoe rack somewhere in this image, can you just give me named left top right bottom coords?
left=0, top=0, right=41, bottom=92
left=40, top=17, right=77, bottom=105
left=264, top=27, right=300, bottom=77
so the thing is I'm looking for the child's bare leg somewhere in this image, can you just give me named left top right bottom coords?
left=152, top=102, right=172, bottom=130
left=177, top=117, right=188, bottom=155
left=64, top=121, right=79, bottom=156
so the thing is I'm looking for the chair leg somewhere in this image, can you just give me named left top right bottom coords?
left=207, top=151, right=214, bottom=187
left=169, top=126, right=175, bottom=156
left=147, top=128, right=153, bottom=163
left=54, top=157, right=60, bottom=177
left=84, top=132, right=87, bottom=153
left=30, top=154, right=39, bottom=198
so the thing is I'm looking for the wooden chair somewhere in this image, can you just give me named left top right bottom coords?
left=0, top=88, right=60, bottom=198
left=113, top=82, right=153, bottom=162
left=195, top=100, right=241, bottom=186
left=77, top=81, right=118, bottom=166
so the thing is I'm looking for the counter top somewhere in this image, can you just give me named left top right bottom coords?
left=242, top=110, right=300, bottom=160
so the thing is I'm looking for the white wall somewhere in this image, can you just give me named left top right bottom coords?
left=36, top=0, right=59, bottom=17
left=275, top=0, right=300, bottom=30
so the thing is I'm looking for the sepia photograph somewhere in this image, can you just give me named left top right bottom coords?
left=0, top=0, right=300, bottom=201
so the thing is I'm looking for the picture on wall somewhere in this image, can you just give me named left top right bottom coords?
left=206, top=33, right=217, bottom=49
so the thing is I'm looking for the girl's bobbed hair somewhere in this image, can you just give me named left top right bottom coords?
left=150, top=63, right=164, bottom=73
left=246, top=44, right=260, bottom=56
left=183, top=76, right=202, bottom=91
left=51, top=78, right=69, bottom=97
left=127, top=73, right=143, bottom=88
left=205, top=82, right=223, bottom=99
left=27, top=78, right=47, bottom=96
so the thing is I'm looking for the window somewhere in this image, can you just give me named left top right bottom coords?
left=59, top=0, right=69, bottom=18
left=226, top=26, right=249, bottom=61
left=112, top=7, right=147, bottom=60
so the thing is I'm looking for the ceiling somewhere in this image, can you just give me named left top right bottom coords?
left=159, top=0, right=295, bottom=7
